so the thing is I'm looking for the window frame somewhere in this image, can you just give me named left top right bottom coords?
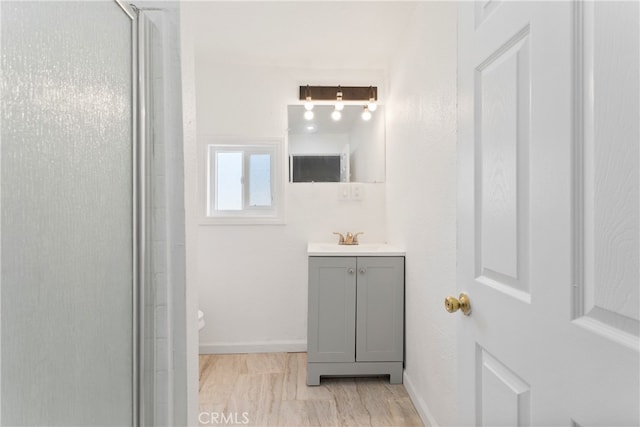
left=201, top=137, right=285, bottom=225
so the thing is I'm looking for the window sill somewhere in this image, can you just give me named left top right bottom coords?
left=199, top=215, right=285, bottom=226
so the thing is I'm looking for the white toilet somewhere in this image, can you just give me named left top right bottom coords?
left=198, top=310, right=205, bottom=331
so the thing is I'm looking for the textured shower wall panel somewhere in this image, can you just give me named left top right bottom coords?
left=139, top=5, right=186, bottom=425
left=1, top=2, right=133, bottom=424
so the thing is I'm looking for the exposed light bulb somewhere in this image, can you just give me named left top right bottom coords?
left=335, top=91, right=344, bottom=111
left=331, top=109, right=342, bottom=121
left=304, top=110, right=314, bottom=120
left=361, top=106, right=372, bottom=121
left=304, top=96, right=314, bottom=111
left=304, top=85, right=314, bottom=110
left=367, top=86, right=377, bottom=111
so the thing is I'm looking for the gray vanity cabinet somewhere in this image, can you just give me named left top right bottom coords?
left=307, top=257, right=357, bottom=363
left=307, top=256, right=404, bottom=385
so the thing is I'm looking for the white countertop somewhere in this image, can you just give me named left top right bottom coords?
left=307, top=242, right=406, bottom=256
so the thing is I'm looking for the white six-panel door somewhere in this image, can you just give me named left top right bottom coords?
left=457, top=1, right=639, bottom=425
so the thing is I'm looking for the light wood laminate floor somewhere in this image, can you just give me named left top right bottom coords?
left=199, top=352, right=423, bottom=427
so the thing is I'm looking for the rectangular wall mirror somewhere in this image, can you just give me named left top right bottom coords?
left=287, top=105, right=385, bottom=183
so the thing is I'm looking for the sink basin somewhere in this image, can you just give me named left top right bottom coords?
left=307, top=242, right=405, bottom=256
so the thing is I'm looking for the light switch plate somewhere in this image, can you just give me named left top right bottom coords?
left=338, top=183, right=351, bottom=200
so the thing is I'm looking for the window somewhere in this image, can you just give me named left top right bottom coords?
left=205, top=140, right=283, bottom=223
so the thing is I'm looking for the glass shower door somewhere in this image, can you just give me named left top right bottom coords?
left=1, top=1, right=137, bottom=424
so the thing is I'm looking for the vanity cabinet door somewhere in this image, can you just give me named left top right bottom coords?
left=356, top=257, right=404, bottom=362
left=307, top=257, right=357, bottom=363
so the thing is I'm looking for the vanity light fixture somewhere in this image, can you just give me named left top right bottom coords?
left=298, top=85, right=378, bottom=121
left=361, top=106, right=372, bottom=121
left=298, top=85, right=377, bottom=103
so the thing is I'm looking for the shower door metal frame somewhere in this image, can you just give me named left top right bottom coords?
left=115, top=1, right=145, bottom=426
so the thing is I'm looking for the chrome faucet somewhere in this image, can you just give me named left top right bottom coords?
left=333, top=231, right=364, bottom=245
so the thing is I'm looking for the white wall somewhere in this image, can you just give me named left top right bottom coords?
left=385, top=3, right=458, bottom=426
left=178, top=8, right=200, bottom=424
left=192, top=59, right=388, bottom=353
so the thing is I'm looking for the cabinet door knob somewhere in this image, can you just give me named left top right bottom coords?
left=348, top=268, right=355, bottom=274
left=359, top=268, right=366, bottom=274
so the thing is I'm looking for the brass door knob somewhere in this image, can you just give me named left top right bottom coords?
left=444, top=293, right=471, bottom=316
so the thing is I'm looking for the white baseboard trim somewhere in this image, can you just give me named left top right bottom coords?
left=403, top=371, right=439, bottom=427
left=199, top=340, right=306, bottom=355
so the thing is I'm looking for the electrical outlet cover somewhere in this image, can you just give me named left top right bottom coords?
left=351, top=183, right=364, bottom=200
